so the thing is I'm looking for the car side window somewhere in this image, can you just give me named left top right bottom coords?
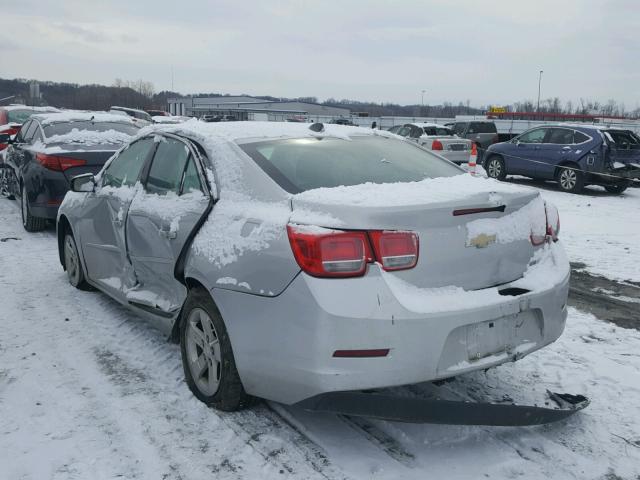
left=19, top=121, right=37, bottom=143
left=573, top=131, right=590, bottom=144
left=423, top=127, right=436, bottom=136
left=547, top=128, right=574, bottom=144
left=396, top=126, right=411, bottom=137
left=102, top=138, right=154, bottom=188
left=453, top=123, right=467, bottom=135
left=181, top=156, right=203, bottom=194
left=409, top=126, right=422, bottom=138
left=518, top=128, right=548, bottom=144
left=145, top=137, right=190, bottom=195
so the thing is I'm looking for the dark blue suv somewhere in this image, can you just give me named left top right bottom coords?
left=484, top=125, right=640, bottom=194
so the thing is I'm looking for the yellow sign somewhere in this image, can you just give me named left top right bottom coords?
left=489, top=106, right=507, bottom=113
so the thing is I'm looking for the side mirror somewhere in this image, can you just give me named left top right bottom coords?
left=70, top=173, right=95, bottom=193
left=0, top=133, right=12, bottom=144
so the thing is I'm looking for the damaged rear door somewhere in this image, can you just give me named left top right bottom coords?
left=125, top=135, right=210, bottom=317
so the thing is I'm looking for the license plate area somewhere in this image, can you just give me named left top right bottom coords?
left=466, top=311, right=542, bottom=361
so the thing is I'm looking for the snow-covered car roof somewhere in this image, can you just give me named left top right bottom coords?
left=139, top=120, right=397, bottom=144
left=0, top=104, right=60, bottom=113
left=30, top=111, right=138, bottom=126
left=408, top=122, right=451, bottom=129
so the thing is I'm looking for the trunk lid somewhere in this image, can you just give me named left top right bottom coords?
left=292, top=184, right=544, bottom=290
left=423, top=136, right=472, bottom=152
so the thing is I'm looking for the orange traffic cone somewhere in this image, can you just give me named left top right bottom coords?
left=468, top=143, right=477, bottom=175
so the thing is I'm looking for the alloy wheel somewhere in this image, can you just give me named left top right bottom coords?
left=186, top=308, right=222, bottom=396
left=559, top=169, right=577, bottom=190
left=488, top=158, right=502, bottom=178
left=64, top=235, right=81, bottom=286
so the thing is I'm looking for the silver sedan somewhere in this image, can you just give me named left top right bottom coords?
left=57, top=121, right=568, bottom=411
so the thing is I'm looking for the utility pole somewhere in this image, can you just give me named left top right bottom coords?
left=421, top=90, right=426, bottom=106
left=171, top=66, right=174, bottom=91
left=537, top=70, right=543, bottom=112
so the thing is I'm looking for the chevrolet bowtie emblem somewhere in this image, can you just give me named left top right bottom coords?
left=468, top=233, right=497, bottom=248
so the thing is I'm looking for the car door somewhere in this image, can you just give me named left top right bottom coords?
left=125, top=135, right=210, bottom=316
left=78, top=137, right=156, bottom=298
left=535, top=127, right=575, bottom=179
left=507, top=127, right=549, bottom=176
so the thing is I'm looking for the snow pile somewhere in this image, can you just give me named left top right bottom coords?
left=33, top=111, right=135, bottom=126
left=382, top=241, right=568, bottom=314
left=295, top=174, right=530, bottom=207
left=192, top=193, right=290, bottom=267
left=466, top=195, right=546, bottom=245
left=129, top=189, right=206, bottom=234
left=44, top=128, right=133, bottom=146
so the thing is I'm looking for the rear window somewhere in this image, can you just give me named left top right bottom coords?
left=43, top=121, right=139, bottom=137
left=471, top=122, right=497, bottom=133
left=240, top=136, right=462, bottom=194
left=453, top=123, right=467, bottom=135
left=7, top=109, right=41, bottom=124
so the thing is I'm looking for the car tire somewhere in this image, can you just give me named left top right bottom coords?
left=180, top=287, right=253, bottom=411
left=63, top=232, right=90, bottom=290
left=604, top=182, right=628, bottom=195
left=21, top=185, right=46, bottom=232
left=556, top=166, right=584, bottom=194
left=485, top=155, right=507, bottom=181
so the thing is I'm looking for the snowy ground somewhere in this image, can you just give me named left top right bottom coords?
left=1, top=183, right=639, bottom=480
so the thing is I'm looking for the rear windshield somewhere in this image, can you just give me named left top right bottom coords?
left=424, top=127, right=454, bottom=136
left=7, top=109, right=47, bottom=124
left=471, top=122, right=497, bottom=133
left=240, top=136, right=462, bottom=193
left=43, top=121, right=139, bottom=137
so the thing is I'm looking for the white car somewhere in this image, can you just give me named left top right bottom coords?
left=395, top=123, right=473, bottom=164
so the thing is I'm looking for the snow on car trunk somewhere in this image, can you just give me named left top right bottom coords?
left=293, top=175, right=545, bottom=290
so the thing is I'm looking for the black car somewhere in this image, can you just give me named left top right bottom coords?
left=0, top=112, right=139, bottom=231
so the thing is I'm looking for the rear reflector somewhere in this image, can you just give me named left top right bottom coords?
left=333, top=349, right=390, bottom=358
left=36, top=153, right=87, bottom=172
left=368, top=231, right=419, bottom=271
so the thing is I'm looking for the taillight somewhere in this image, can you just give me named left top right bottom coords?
left=431, top=139, right=443, bottom=150
left=287, top=225, right=419, bottom=278
left=530, top=201, right=560, bottom=245
left=36, top=153, right=87, bottom=172
left=287, top=225, right=373, bottom=277
left=368, top=231, right=419, bottom=271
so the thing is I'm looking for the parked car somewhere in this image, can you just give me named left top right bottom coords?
left=448, top=120, right=499, bottom=159
left=0, top=105, right=60, bottom=151
left=484, top=124, right=640, bottom=194
left=57, top=121, right=567, bottom=412
left=394, top=123, right=473, bottom=164
left=145, top=109, right=170, bottom=117
left=202, top=114, right=236, bottom=122
left=109, top=106, right=153, bottom=126
left=0, top=112, right=138, bottom=231
left=387, top=125, right=403, bottom=134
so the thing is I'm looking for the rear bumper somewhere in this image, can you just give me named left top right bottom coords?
left=213, top=243, right=570, bottom=405
left=440, top=150, right=471, bottom=164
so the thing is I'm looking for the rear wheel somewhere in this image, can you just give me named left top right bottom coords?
left=180, top=288, right=252, bottom=411
left=21, top=185, right=46, bottom=232
left=604, top=182, right=628, bottom=195
left=556, top=166, right=584, bottom=194
left=63, top=232, right=90, bottom=290
left=486, top=155, right=506, bottom=181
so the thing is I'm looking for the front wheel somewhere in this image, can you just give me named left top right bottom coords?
left=64, top=232, right=90, bottom=290
left=556, top=166, right=584, bottom=194
left=485, top=156, right=506, bottom=181
left=21, top=185, right=46, bottom=232
left=180, top=288, right=253, bottom=411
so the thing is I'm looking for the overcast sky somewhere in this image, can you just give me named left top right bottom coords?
left=2, top=0, right=638, bottom=108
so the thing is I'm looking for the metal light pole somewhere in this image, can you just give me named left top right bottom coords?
left=421, top=90, right=426, bottom=107
left=537, top=70, right=543, bottom=112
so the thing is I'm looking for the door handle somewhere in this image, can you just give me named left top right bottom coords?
left=562, top=146, right=571, bottom=150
